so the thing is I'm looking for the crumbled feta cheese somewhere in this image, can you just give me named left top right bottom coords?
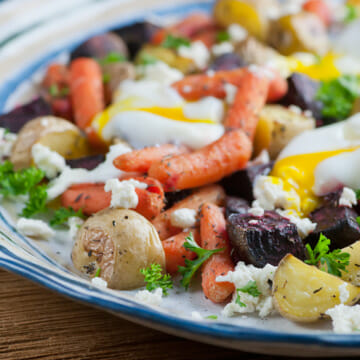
left=248, top=207, right=265, bottom=217
left=191, top=311, right=203, bottom=320
left=104, top=179, right=147, bottom=209
left=68, top=216, right=84, bottom=241
left=207, top=69, right=215, bottom=77
left=139, top=61, right=184, bottom=85
left=248, top=219, right=259, bottom=225
left=252, top=176, right=300, bottom=212
left=289, top=105, right=302, bottom=115
left=211, top=42, right=234, bottom=56
left=0, top=128, right=16, bottom=160
left=276, top=209, right=317, bottom=239
left=183, top=97, right=224, bottom=123
left=304, top=110, right=313, bottom=118
left=31, top=143, right=66, bottom=179
left=91, top=276, right=108, bottom=288
left=228, top=24, right=248, bottom=42
left=326, top=304, right=360, bottom=333
left=16, top=218, right=55, bottom=240
left=339, top=187, right=357, bottom=208
left=217, top=261, right=277, bottom=318
left=339, top=283, right=350, bottom=304
left=178, top=41, right=210, bottom=69
left=248, top=65, right=275, bottom=79
left=135, top=287, right=163, bottom=306
left=248, top=149, right=270, bottom=167
left=170, top=208, right=197, bottom=229
left=224, top=83, right=238, bottom=104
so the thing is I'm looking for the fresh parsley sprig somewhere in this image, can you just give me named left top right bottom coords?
left=305, top=233, right=350, bottom=277
left=140, top=263, right=173, bottom=296
left=235, top=280, right=261, bottom=307
left=98, top=52, right=126, bottom=66
left=139, top=53, right=158, bottom=66
left=178, top=233, right=223, bottom=290
left=162, top=34, right=191, bottom=50
left=216, top=30, right=230, bottom=43
left=50, top=207, right=85, bottom=227
left=21, top=184, right=48, bottom=218
left=344, top=4, right=358, bottom=24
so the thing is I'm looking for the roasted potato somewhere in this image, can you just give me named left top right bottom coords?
left=341, top=241, right=360, bottom=286
left=273, top=254, right=360, bottom=322
left=72, top=208, right=165, bottom=290
left=10, top=116, right=90, bottom=169
left=352, top=97, right=360, bottom=115
left=268, top=12, right=329, bottom=56
left=213, top=0, right=279, bottom=41
left=254, top=105, right=315, bottom=159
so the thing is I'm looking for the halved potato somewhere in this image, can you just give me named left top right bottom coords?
left=273, top=254, right=360, bottom=322
left=352, top=98, right=360, bottom=115
left=10, top=116, right=90, bottom=169
left=254, top=105, right=315, bottom=159
left=341, top=241, right=360, bottom=286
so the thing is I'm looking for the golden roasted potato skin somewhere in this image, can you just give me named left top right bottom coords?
left=341, top=241, right=360, bottom=286
left=254, top=105, right=315, bottom=159
left=72, top=208, right=165, bottom=290
left=268, top=12, right=329, bottom=56
left=10, top=116, right=90, bottom=170
left=352, top=98, right=360, bottom=115
left=273, top=255, right=360, bottom=323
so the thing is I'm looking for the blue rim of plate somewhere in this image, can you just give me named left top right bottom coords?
left=0, top=0, right=360, bottom=350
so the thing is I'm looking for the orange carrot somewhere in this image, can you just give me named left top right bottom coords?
left=61, top=177, right=165, bottom=220
left=162, top=229, right=200, bottom=274
left=152, top=185, right=225, bottom=240
left=200, top=203, right=234, bottom=303
left=190, top=27, right=217, bottom=48
left=303, top=0, right=332, bottom=27
left=224, top=72, right=269, bottom=139
left=148, top=129, right=252, bottom=191
left=42, top=63, right=70, bottom=89
left=70, top=58, right=105, bottom=130
left=172, top=68, right=287, bottom=102
left=113, top=144, right=189, bottom=173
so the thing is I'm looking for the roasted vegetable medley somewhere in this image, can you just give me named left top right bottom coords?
left=3, top=0, right=360, bottom=334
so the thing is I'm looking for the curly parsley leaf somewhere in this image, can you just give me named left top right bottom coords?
left=205, top=315, right=218, bottom=320
left=49, top=84, right=69, bottom=97
left=21, top=184, right=48, bottom=218
left=305, top=233, right=350, bottom=277
left=238, top=280, right=261, bottom=297
left=98, top=52, right=126, bottom=66
left=50, top=207, right=85, bottom=227
left=139, top=52, right=158, bottom=66
left=140, top=263, right=173, bottom=296
left=162, top=34, right=191, bottom=50
left=344, top=4, right=358, bottom=24
left=316, top=75, right=360, bottom=121
left=235, top=291, right=247, bottom=307
left=94, top=268, right=101, bottom=278
left=178, top=233, right=223, bottom=290
left=216, top=30, right=230, bottom=42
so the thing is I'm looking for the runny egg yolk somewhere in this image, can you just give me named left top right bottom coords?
left=271, top=147, right=358, bottom=216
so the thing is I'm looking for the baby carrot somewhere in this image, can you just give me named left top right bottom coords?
left=152, top=185, right=225, bottom=240
left=200, top=203, right=235, bottom=303
left=303, top=0, right=332, bottom=27
left=70, top=58, right=105, bottom=130
left=148, top=129, right=252, bottom=191
left=162, top=229, right=200, bottom=274
left=113, top=144, right=189, bottom=173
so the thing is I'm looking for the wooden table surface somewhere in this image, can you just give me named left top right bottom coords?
left=0, top=269, right=343, bottom=360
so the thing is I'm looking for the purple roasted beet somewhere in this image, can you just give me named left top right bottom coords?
left=66, top=154, right=105, bottom=171
left=209, top=53, right=247, bottom=71
left=220, top=162, right=273, bottom=202
left=0, top=98, right=52, bottom=133
left=225, top=196, right=249, bottom=218
left=227, top=211, right=305, bottom=267
left=306, top=205, right=360, bottom=249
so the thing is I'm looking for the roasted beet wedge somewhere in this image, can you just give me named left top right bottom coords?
left=225, top=196, right=249, bottom=218
left=220, top=162, right=273, bottom=202
left=306, top=206, right=360, bottom=249
left=209, top=53, right=247, bottom=71
left=66, top=154, right=105, bottom=170
left=227, top=211, right=305, bottom=267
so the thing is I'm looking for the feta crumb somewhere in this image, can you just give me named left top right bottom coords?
left=170, top=208, right=197, bottom=229
left=0, top=128, right=16, bottom=160
left=135, top=287, right=163, bottom=306
left=276, top=209, right=317, bottom=239
left=228, top=24, right=248, bottom=42
left=68, top=216, right=84, bottom=241
left=339, top=187, right=357, bottom=208
left=248, top=220, right=259, bottom=225
left=289, top=105, right=302, bottom=115
left=191, top=311, right=203, bottom=320
left=339, top=283, right=350, bottom=304
left=104, top=179, right=147, bottom=209
left=326, top=304, right=360, bottom=333
left=16, top=218, right=55, bottom=240
left=91, top=276, right=108, bottom=288
left=304, top=110, right=313, bottom=118
left=207, top=69, right=215, bottom=77
left=248, top=65, right=275, bottom=79
left=224, top=83, right=238, bottom=104
left=248, top=149, right=270, bottom=167
left=248, top=207, right=265, bottom=217
left=183, top=97, right=224, bottom=123
left=31, top=143, right=66, bottom=179
left=139, top=61, right=183, bottom=85
left=252, top=176, right=300, bottom=212
left=178, top=41, right=210, bottom=69
left=217, top=261, right=277, bottom=318
left=211, top=42, right=234, bottom=56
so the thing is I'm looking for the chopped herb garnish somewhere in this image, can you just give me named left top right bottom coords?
left=357, top=216, right=360, bottom=226
left=205, top=315, right=218, bottom=320
left=49, top=84, right=69, bottom=97
left=216, top=30, right=230, bottom=42
left=344, top=4, right=358, bottom=24
left=316, top=75, right=360, bottom=121
left=99, top=51, right=126, bottom=65
left=238, top=280, right=261, bottom=297
left=305, top=233, right=350, bottom=277
left=102, top=73, right=110, bottom=84
left=355, top=189, right=360, bottom=200
left=139, top=53, right=158, bottom=65
left=140, top=263, right=173, bottom=296
left=178, top=233, right=223, bottom=290
left=235, top=290, right=247, bottom=307
left=21, top=184, right=48, bottom=218
left=94, top=268, right=101, bottom=277
left=162, top=34, right=191, bottom=50
left=50, top=207, right=85, bottom=227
